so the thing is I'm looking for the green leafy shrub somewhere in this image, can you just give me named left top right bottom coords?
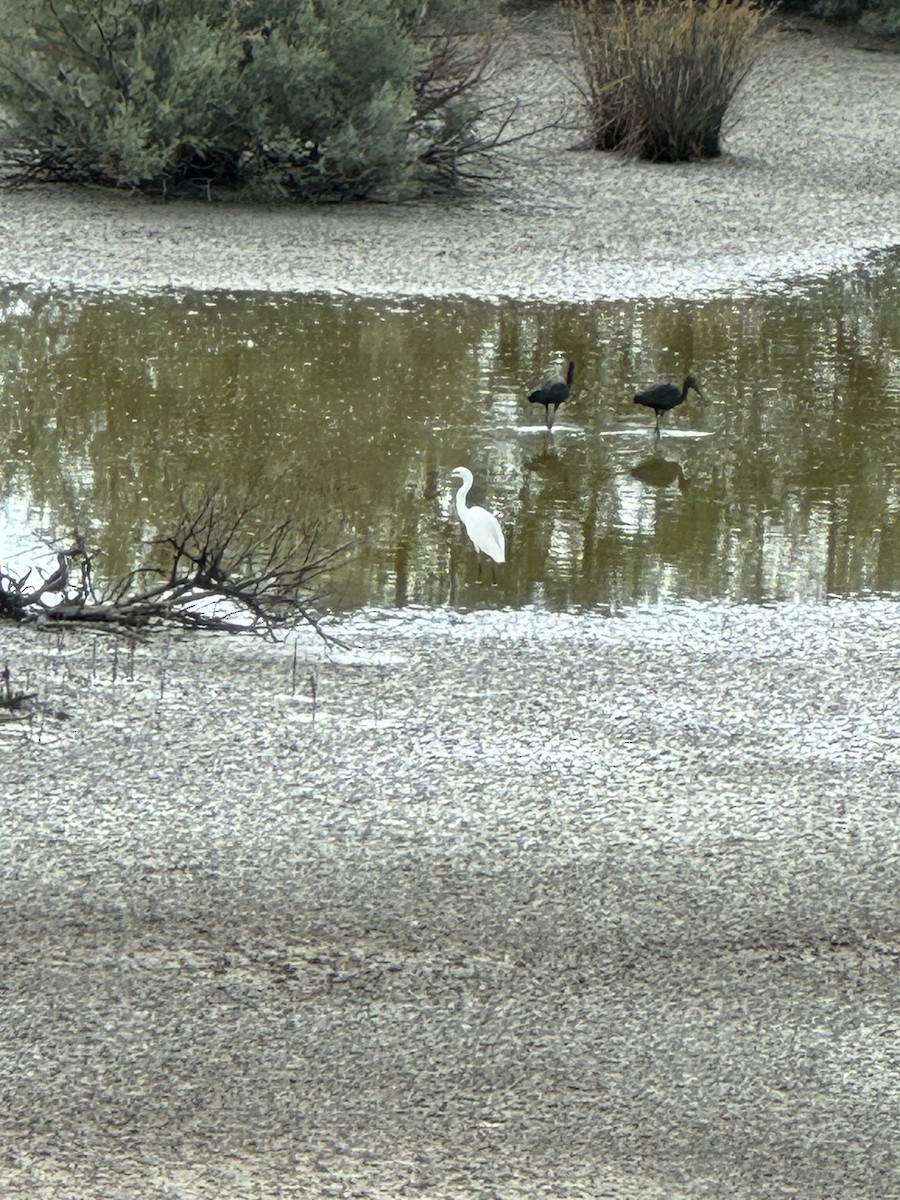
left=0, top=0, right=500, bottom=199
left=858, top=0, right=900, bottom=29
left=846, top=0, right=900, bottom=30
left=567, top=0, right=769, bottom=162
left=788, top=0, right=900, bottom=33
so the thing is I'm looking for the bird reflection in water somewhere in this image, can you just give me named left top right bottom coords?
left=630, top=455, right=689, bottom=493
left=523, top=442, right=564, bottom=481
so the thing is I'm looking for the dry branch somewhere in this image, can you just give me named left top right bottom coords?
left=0, top=499, right=350, bottom=644
left=0, top=661, right=37, bottom=719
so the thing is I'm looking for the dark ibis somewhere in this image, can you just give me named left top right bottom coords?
left=634, top=374, right=703, bottom=432
left=529, top=361, right=575, bottom=430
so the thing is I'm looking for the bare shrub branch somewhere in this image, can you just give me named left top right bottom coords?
left=0, top=498, right=350, bottom=644
left=0, top=661, right=37, bottom=720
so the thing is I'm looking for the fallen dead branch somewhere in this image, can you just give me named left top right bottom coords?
left=0, top=498, right=350, bottom=645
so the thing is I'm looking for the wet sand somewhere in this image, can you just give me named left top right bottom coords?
left=2, top=8, right=900, bottom=1199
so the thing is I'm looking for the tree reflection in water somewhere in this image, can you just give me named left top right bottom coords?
left=0, top=251, right=898, bottom=614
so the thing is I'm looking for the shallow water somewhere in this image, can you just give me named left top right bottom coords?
left=0, top=250, right=898, bottom=613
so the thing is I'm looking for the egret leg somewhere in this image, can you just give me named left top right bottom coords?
left=475, top=555, right=499, bottom=585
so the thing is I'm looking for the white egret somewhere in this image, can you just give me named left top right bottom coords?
left=450, top=467, right=506, bottom=568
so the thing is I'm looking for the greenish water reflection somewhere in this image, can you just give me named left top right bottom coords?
left=1, top=254, right=899, bottom=613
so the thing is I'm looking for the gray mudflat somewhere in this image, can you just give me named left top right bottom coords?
left=2, top=600, right=898, bottom=1198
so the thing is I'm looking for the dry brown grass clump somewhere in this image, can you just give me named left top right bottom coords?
left=566, top=0, right=770, bottom=162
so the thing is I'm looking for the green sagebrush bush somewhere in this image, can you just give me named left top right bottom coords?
left=860, top=0, right=900, bottom=29
left=567, top=0, right=769, bottom=163
left=0, top=0, right=499, bottom=199
left=785, top=0, right=900, bottom=33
